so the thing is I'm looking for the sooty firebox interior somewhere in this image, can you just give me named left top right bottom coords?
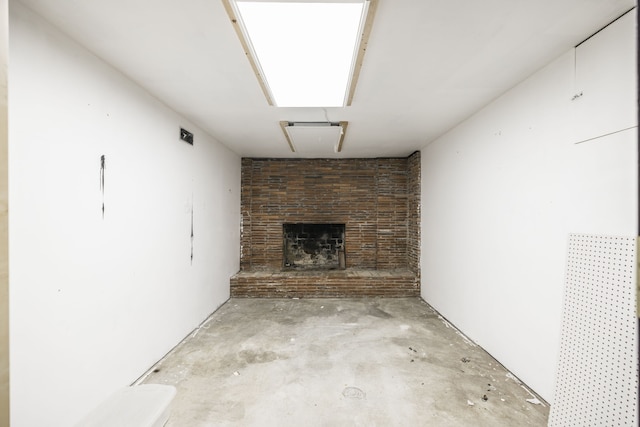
left=283, top=223, right=346, bottom=270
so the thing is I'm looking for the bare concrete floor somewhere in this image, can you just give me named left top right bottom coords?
left=141, top=298, right=549, bottom=426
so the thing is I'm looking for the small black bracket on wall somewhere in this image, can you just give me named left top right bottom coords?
left=180, top=128, right=194, bottom=145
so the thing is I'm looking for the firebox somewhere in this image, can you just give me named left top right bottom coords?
left=283, top=223, right=346, bottom=270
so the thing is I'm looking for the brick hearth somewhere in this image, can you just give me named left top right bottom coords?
left=231, top=269, right=419, bottom=298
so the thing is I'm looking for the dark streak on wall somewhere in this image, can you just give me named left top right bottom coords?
left=100, top=155, right=105, bottom=218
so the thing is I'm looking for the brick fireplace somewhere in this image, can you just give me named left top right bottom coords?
left=231, top=151, right=420, bottom=297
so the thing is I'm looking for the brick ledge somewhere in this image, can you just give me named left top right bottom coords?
left=230, top=268, right=419, bottom=298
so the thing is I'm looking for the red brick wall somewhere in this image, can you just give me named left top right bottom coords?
left=375, top=159, right=408, bottom=269
left=407, top=151, right=421, bottom=275
left=240, top=155, right=420, bottom=273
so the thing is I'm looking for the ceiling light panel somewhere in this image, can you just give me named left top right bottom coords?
left=281, top=121, right=348, bottom=154
left=230, top=0, right=370, bottom=107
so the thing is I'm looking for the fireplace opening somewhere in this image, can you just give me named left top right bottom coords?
left=283, top=223, right=346, bottom=270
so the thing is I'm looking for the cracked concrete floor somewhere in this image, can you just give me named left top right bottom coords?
left=142, top=298, right=549, bottom=426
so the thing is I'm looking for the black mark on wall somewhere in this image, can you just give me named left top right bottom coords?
left=100, top=155, right=105, bottom=218
left=190, top=203, right=194, bottom=265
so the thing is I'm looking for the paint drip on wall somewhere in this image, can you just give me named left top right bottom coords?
left=100, top=155, right=105, bottom=218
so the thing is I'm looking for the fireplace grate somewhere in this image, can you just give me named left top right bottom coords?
left=283, top=223, right=345, bottom=270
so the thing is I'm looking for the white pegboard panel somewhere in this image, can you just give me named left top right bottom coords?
left=549, top=234, right=638, bottom=426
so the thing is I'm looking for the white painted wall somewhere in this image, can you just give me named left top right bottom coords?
left=420, top=11, right=637, bottom=402
left=0, top=0, right=8, bottom=424
left=8, top=4, right=241, bottom=426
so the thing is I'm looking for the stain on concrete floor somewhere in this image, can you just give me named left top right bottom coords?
left=142, top=298, right=549, bottom=426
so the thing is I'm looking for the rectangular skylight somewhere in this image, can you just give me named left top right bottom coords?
left=228, top=0, right=371, bottom=107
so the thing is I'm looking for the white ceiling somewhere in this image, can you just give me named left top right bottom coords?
left=17, top=0, right=636, bottom=158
